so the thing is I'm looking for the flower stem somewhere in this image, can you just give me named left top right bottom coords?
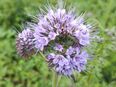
left=39, top=52, right=61, bottom=87
left=70, top=74, right=76, bottom=87
left=39, top=51, right=46, bottom=59
left=52, top=71, right=61, bottom=87
left=71, top=80, right=76, bottom=87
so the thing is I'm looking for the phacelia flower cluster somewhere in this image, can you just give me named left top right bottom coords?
left=47, top=46, right=88, bottom=76
left=16, top=29, right=35, bottom=58
left=16, top=7, right=92, bottom=76
left=33, top=9, right=90, bottom=50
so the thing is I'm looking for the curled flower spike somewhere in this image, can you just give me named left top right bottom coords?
left=47, top=46, right=88, bottom=76
left=31, top=7, right=92, bottom=76
left=47, top=53, right=73, bottom=76
left=16, top=29, right=36, bottom=58
left=33, top=8, right=91, bottom=51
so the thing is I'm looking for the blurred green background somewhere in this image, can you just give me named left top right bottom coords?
left=0, top=0, right=116, bottom=87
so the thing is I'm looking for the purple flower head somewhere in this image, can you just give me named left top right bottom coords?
left=47, top=49, right=89, bottom=76
left=16, top=29, right=35, bottom=58
left=32, top=7, right=92, bottom=76
left=16, top=3, right=93, bottom=77
left=32, top=7, right=91, bottom=51
left=47, top=54, right=73, bottom=76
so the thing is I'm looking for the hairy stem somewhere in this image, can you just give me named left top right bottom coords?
left=39, top=51, right=46, bottom=59
left=39, top=52, right=61, bottom=87
left=52, top=71, right=61, bottom=87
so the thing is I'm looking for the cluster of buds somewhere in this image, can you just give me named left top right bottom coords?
left=16, top=29, right=36, bottom=58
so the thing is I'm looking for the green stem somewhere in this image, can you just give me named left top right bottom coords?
left=71, top=80, right=76, bottom=87
left=39, top=51, right=46, bottom=59
left=70, top=73, right=76, bottom=87
left=39, top=52, right=61, bottom=87
left=52, top=71, right=61, bottom=87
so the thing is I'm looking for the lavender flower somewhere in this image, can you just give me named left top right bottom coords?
left=16, top=4, right=93, bottom=76
left=32, top=7, right=92, bottom=76
left=16, top=29, right=35, bottom=58
left=32, top=8, right=91, bottom=51
left=47, top=53, right=73, bottom=76
left=47, top=47, right=89, bottom=76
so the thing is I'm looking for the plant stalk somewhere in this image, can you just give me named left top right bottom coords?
left=39, top=52, right=61, bottom=87
left=52, top=71, right=61, bottom=87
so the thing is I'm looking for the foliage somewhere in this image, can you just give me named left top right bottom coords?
left=0, top=0, right=116, bottom=87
